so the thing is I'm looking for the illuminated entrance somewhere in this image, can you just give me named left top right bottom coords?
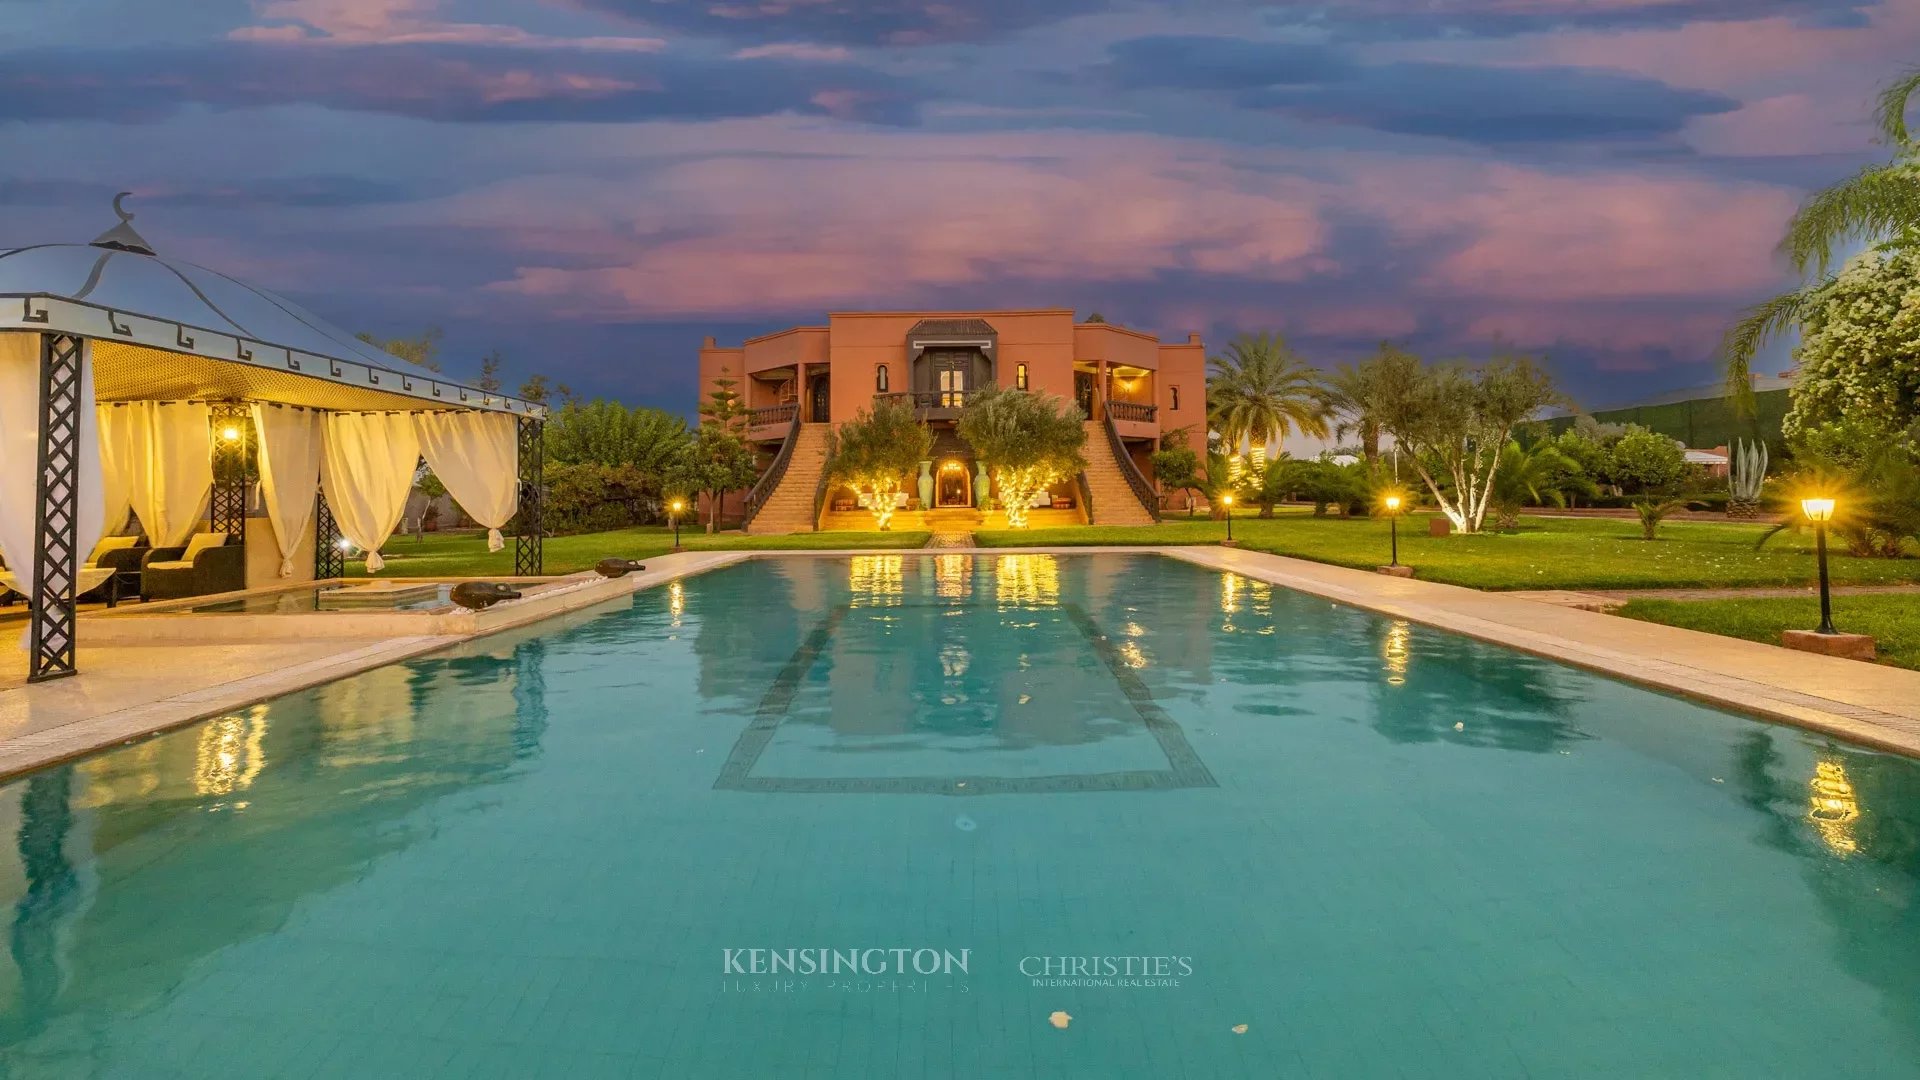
left=936, top=460, right=972, bottom=508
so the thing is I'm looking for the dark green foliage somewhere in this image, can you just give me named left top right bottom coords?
left=1150, top=430, right=1204, bottom=515
left=1606, top=427, right=1689, bottom=494
left=543, top=462, right=664, bottom=535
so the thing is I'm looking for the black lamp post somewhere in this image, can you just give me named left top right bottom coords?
left=1385, top=494, right=1402, bottom=566
left=1802, top=497, right=1837, bottom=634
left=670, top=498, right=686, bottom=551
left=1221, top=493, right=1234, bottom=543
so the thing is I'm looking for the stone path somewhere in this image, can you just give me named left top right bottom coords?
left=926, top=532, right=975, bottom=548
left=1508, top=583, right=1920, bottom=612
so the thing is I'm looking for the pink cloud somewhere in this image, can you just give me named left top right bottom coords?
left=232, top=0, right=667, bottom=51
left=1409, top=165, right=1798, bottom=302
left=462, top=130, right=1333, bottom=317
left=306, top=119, right=1811, bottom=383
left=1684, top=93, right=1875, bottom=158
left=732, top=42, right=853, bottom=62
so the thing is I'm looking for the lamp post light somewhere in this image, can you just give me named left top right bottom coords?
left=1802, top=497, right=1837, bottom=635
left=670, top=498, right=687, bottom=551
left=1384, top=494, right=1402, bottom=566
left=1220, top=493, right=1234, bottom=545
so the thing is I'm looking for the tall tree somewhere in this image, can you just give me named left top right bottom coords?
left=1205, top=332, right=1329, bottom=471
left=956, top=386, right=1088, bottom=528
left=1724, top=67, right=1920, bottom=389
left=1322, top=348, right=1401, bottom=463
left=701, top=377, right=751, bottom=434
left=672, top=424, right=759, bottom=533
left=357, top=327, right=444, bottom=372
left=825, top=398, right=934, bottom=530
left=476, top=349, right=504, bottom=393
left=1368, top=350, right=1563, bottom=534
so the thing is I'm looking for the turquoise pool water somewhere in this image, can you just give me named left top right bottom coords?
left=1, top=553, right=1917, bottom=1078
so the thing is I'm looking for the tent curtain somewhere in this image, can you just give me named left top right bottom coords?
left=127, top=401, right=213, bottom=549
left=0, top=332, right=107, bottom=614
left=253, top=404, right=324, bottom=577
left=415, top=411, right=519, bottom=552
left=320, top=411, right=420, bottom=573
left=96, top=405, right=138, bottom=536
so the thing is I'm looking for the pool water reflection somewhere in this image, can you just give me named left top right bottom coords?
left=0, top=554, right=1917, bottom=1078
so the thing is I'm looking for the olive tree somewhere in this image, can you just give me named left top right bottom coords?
left=957, top=386, right=1087, bottom=528
left=826, top=397, right=934, bottom=530
left=1367, top=350, right=1563, bottom=534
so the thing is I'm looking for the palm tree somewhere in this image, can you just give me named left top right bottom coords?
left=1724, top=67, right=1920, bottom=390
left=1206, top=332, right=1330, bottom=473
left=1321, top=345, right=1405, bottom=462
left=1488, top=441, right=1583, bottom=531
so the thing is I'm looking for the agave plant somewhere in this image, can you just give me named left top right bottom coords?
left=1727, top=439, right=1768, bottom=518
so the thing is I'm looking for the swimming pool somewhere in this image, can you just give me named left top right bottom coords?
left=1, top=553, right=1916, bottom=1077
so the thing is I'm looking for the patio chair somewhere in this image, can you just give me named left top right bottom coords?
left=83, top=536, right=147, bottom=607
left=141, top=532, right=245, bottom=602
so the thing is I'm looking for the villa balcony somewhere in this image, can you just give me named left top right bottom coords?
left=748, top=402, right=798, bottom=442
left=874, top=390, right=981, bottom=421
left=1106, top=399, right=1159, bottom=440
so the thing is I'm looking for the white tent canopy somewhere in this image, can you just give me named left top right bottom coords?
left=0, top=200, right=549, bottom=681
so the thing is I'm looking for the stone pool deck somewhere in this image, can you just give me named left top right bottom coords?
left=2, top=544, right=1918, bottom=779
left=0, top=553, right=753, bottom=778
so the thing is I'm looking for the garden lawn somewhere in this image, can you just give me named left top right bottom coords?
left=347, top=527, right=932, bottom=578
left=1616, top=595, right=1920, bottom=671
left=973, top=512, right=1920, bottom=591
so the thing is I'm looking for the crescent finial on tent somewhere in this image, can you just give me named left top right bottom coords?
left=91, top=191, right=156, bottom=255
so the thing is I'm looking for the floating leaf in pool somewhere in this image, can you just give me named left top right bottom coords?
left=1231, top=1024, right=1248, bottom=1035
left=1453, top=722, right=1464, bottom=731
left=1049, top=1011, right=1072, bottom=1030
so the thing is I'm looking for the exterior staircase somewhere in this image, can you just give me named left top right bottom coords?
left=744, top=423, right=831, bottom=534
left=1081, top=420, right=1157, bottom=526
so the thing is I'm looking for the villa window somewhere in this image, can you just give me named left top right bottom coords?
left=1170, top=385, right=1181, bottom=411
left=876, top=365, right=890, bottom=393
left=1016, top=363, right=1029, bottom=391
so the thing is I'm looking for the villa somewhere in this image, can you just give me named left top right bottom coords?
left=696, top=310, right=1206, bottom=532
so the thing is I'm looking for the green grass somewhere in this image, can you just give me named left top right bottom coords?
left=347, top=527, right=932, bottom=578
left=972, top=512, right=1920, bottom=591
left=1617, top=595, right=1920, bottom=670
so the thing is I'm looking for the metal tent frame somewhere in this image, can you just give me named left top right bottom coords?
left=1, top=200, right=548, bottom=681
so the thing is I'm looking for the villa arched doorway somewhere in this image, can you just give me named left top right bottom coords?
left=935, top=460, right=972, bottom=508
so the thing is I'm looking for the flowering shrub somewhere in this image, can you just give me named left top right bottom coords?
left=1786, top=241, right=1920, bottom=441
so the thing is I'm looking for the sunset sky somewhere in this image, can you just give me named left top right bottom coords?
left=2, top=0, right=1913, bottom=414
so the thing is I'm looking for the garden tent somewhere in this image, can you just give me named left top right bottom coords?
left=0, top=199, right=547, bottom=681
